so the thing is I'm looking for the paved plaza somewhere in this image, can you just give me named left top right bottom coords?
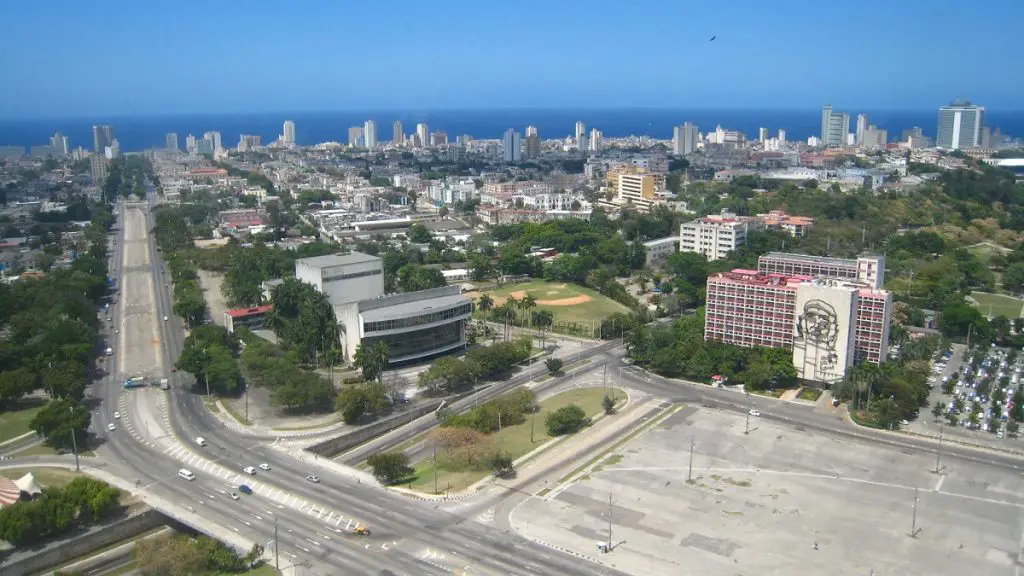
left=513, top=405, right=1024, bottom=576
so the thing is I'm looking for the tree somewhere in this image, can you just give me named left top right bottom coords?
left=1008, top=420, right=1020, bottom=437
left=931, top=401, right=944, bottom=421
left=353, top=341, right=389, bottom=383
left=487, top=451, right=515, bottom=479
left=336, top=386, right=369, bottom=423
left=30, top=398, right=90, bottom=451
left=477, top=294, right=494, bottom=315
left=602, top=395, right=616, bottom=415
left=546, top=404, right=587, bottom=436
left=407, top=223, right=432, bottom=244
left=367, top=451, right=414, bottom=485
left=544, top=358, right=564, bottom=375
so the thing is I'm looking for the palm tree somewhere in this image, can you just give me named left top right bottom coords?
left=477, top=294, right=494, bottom=316
left=521, top=294, right=537, bottom=330
left=532, top=310, right=554, bottom=349
left=501, top=298, right=518, bottom=340
left=353, top=341, right=390, bottom=382
left=889, top=323, right=909, bottom=348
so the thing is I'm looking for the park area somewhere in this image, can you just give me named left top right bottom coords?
left=465, top=280, right=630, bottom=337
left=970, top=291, right=1024, bottom=319
left=404, top=387, right=623, bottom=494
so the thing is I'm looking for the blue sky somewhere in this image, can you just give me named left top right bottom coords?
left=2, top=0, right=1022, bottom=118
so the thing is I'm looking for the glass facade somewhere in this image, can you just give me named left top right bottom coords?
left=363, top=302, right=471, bottom=334
left=363, top=322, right=463, bottom=361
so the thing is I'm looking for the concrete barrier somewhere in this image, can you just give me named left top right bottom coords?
left=307, top=400, right=444, bottom=458
left=0, top=508, right=171, bottom=576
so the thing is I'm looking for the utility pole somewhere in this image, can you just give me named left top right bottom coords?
left=530, top=409, right=535, bottom=444
left=687, top=438, right=694, bottom=482
left=70, top=406, right=80, bottom=472
left=607, top=492, right=613, bottom=552
left=934, top=423, right=944, bottom=474
left=244, top=383, right=249, bottom=423
left=745, top=392, right=751, bottom=435
left=274, top=516, right=280, bottom=570
left=910, top=487, right=921, bottom=537
left=433, top=444, right=438, bottom=494
left=603, top=362, right=607, bottom=391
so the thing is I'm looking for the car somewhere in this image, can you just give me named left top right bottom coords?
left=163, top=316, right=168, bottom=321
left=195, top=437, right=206, bottom=447
left=258, top=463, right=271, bottom=471
left=900, top=419, right=909, bottom=426
left=748, top=409, right=761, bottom=417
left=238, top=484, right=253, bottom=495
left=305, top=474, right=320, bottom=483
left=107, top=423, right=116, bottom=431
left=243, top=466, right=256, bottom=475
left=230, top=492, right=240, bottom=500
left=113, top=411, right=121, bottom=419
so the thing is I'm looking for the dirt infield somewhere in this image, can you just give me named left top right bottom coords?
left=467, top=290, right=592, bottom=307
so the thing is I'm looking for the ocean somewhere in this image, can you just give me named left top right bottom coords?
left=1, top=109, right=1022, bottom=152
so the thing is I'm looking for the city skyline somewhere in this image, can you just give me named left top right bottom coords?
left=2, top=0, right=1023, bottom=117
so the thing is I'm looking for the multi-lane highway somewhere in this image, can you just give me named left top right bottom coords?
left=93, top=194, right=632, bottom=576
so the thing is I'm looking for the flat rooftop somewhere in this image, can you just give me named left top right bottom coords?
left=360, top=293, right=469, bottom=323
left=761, top=251, right=863, bottom=267
left=295, top=252, right=380, bottom=268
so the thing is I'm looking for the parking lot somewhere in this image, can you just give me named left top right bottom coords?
left=512, top=406, right=1024, bottom=576
left=912, top=343, right=1024, bottom=448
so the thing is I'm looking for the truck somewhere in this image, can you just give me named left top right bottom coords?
left=123, top=376, right=146, bottom=389
left=159, top=378, right=170, bottom=390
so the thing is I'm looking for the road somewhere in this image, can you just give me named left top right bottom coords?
left=92, top=194, right=629, bottom=576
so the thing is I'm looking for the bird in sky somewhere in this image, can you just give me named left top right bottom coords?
left=709, top=35, right=716, bottom=42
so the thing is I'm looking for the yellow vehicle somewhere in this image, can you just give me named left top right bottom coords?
left=353, top=526, right=371, bottom=536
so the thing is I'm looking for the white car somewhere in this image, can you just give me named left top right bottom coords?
left=107, top=423, right=116, bottom=431
left=230, top=492, right=240, bottom=500
left=163, top=316, right=168, bottom=321
left=305, top=474, right=320, bottom=483
left=195, top=437, right=206, bottom=447
left=748, top=409, right=761, bottom=417
left=243, top=466, right=257, bottom=475
left=258, top=463, right=271, bottom=471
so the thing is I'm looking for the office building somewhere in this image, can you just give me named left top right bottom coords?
left=197, top=137, right=214, bottom=156
left=526, top=125, right=538, bottom=137
left=165, top=133, right=178, bottom=151
left=643, top=236, right=679, bottom=267
left=860, top=126, right=888, bottom=149
left=282, top=120, right=296, bottom=145
left=855, top=114, right=869, bottom=145
left=757, top=252, right=885, bottom=290
left=363, top=120, right=377, bottom=149
left=392, top=120, right=403, bottom=144
left=503, top=129, right=521, bottom=163
left=348, top=126, right=363, bottom=147
left=293, top=253, right=471, bottom=365
left=778, top=129, right=786, bottom=145
left=416, top=123, right=429, bottom=148
left=704, top=270, right=891, bottom=383
left=672, top=122, right=699, bottom=155
left=31, top=145, right=58, bottom=158
left=204, top=131, right=223, bottom=152
left=679, top=211, right=763, bottom=261
left=431, top=131, right=448, bottom=146
left=820, top=105, right=849, bottom=148
left=575, top=121, right=586, bottom=144
left=937, top=100, right=985, bottom=150
left=758, top=127, right=769, bottom=143
left=524, top=133, right=541, bottom=160
left=617, top=173, right=660, bottom=211
left=92, top=125, right=113, bottom=153
left=50, top=133, right=69, bottom=155
left=589, top=129, right=603, bottom=152
left=185, top=134, right=197, bottom=154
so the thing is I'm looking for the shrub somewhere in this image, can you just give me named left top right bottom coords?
left=546, top=404, right=588, bottom=436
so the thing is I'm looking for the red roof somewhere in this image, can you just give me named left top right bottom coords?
left=225, top=305, right=271, bottom=318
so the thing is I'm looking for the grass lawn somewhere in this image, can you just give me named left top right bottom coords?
left=102, top=563, right=280, bottom=576
left=970, top=291, right=1024, bottom=319
left=0, top=403, right=43, bottom=444
left=405, top=387, right=623, bottom=494
left=797, top=387, right=823, bottom=402
left=466, top=280, right=630, bottom=330
left=3, top=467, right=83, bottom=489
left=8, top=443, right=96, bottom=458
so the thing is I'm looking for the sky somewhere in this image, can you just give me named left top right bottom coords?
left=2, top=0, right=1023, bottom=118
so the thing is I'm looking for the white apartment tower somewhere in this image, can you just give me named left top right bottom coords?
left=758, top=127, right=769, bottom=143
left=672, top=122, right=699, bottom=155
left=937, top=101, right=985, bottom=150
left=363, top=120, right=377, bottom=149
left=416, top=123, right=429, bottom=148
left=589, top=129, right=602, bottom=152
left=165, top=133, right=178, bottom=151
left=392, top=120, right=403, bottom=144
left=820, top=105, right=850, bottom=148
left=575, top=121, right=586, bottom=144
left=282, top=120, right=296, bottom=145
left=503, top=129, right=521, bottom=163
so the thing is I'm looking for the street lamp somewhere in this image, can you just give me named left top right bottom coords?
left=69, top=406, right=80, bottom=472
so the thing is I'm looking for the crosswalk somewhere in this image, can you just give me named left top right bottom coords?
left=117, top=392, right=157, bottom=449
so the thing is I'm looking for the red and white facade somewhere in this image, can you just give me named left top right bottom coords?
left=705, top=269, right=892, bottom=384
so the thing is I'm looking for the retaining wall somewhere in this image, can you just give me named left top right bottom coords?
left=307, top=400, right=444, bottom=458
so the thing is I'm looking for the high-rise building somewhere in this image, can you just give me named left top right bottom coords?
left=237, top=134, right=261, bottom=152
left=348, top=127, right=363, bottom=147
left=703, top=269, right=892, bottom=384
left=757, top=252, right=886, bottom=290
left=524, top=133, right=541, bottom=159
left=282, top=120, right=296, bottom=145
left=166, top=133, right=179, bottom=151
left=431, top=131, right=448, bottom=146
left=92, top=125, right=113, bottom=153
left=672, top=122, right=699, bottom=155
left=90, top=153, right=108, bottom=186
left=575, top=121, right=586, bottom=144
left=50, top=132, right=69, bottom=155
left=855, top=114, right=869, bottom=145
left=937, top=100, right=985, bottom=150
left=589, top=129, right=602, bottom=152
left=758, top=127, right=769, bottom=143
left=185, top=134, right=197, bottom=154
left=392, top=120, right=403, bottom=144
left=416, top=123, right=429, bottom=148
left=820, top=105, right=849, bottom=147
left=778, top=129, right=786, bottom=145
left=204, top=131, right=223, bottom=152
left=502, top=129, right=521, bottom=163
left=105, top=139, right=120, bottom=159
left=526, top=125, right=538, bottom=137
left=363, top=120, right=377, bottom=149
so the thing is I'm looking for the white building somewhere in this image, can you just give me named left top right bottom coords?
left=503, top=129, right=521, bottom=163
left=295, top=253, right=385, bottom=311
left=937, top=101, right=985, bottom=150
left=679, top=212, right=763, bottom=261
left=643, top=236, right=679, bottom=267
left=363, top=120, right=377, bottom=149
left=282, top=120, right=296, bottom=145
left=416, top=123, right=429, bottom=148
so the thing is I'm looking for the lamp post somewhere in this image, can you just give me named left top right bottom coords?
left=70, top=406, right=80, bottom=472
